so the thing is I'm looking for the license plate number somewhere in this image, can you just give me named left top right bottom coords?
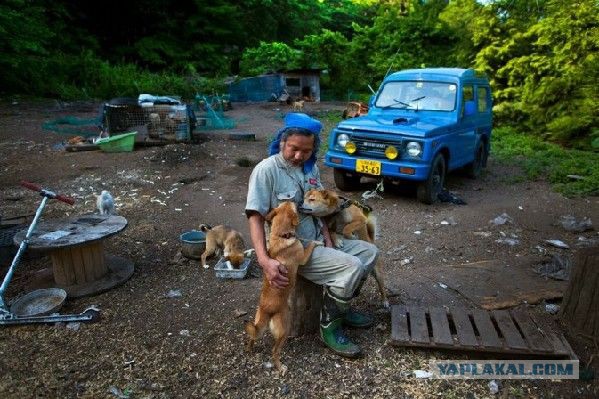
left=355, top=159, right=381, bottom=175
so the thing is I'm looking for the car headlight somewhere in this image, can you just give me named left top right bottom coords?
left=385, top=145, right=398, bottom=160
left=406, top=141, right=422, bottom=157
left=345, top=141, right=357, bottom=154
left=337, top=133, right=350, bottom=149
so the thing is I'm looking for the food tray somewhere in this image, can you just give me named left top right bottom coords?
left=214, top=257, right=250, bottom=279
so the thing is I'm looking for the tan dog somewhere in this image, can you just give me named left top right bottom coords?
left=301, top=189, right=389, bottom=308
left=199, top=224, right=246, bottom=268
left=292, top=100, right=304, bottom=111
left=245, top=201, right=319, bottom=374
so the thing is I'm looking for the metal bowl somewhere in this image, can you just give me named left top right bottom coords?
left=179, top=230, right=206, bottom=260
left=10, top=288, right=67, bottom=317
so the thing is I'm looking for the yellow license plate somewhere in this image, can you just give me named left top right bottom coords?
left=355, top=159, right=381, bottom=176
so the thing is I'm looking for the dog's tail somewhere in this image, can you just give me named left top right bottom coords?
left=199, top=223, right=213, bottom=232
left=366, top=214, right=377, bottom=242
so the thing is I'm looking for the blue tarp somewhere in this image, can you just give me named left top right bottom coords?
left=228, top=75, right=283, bottom=102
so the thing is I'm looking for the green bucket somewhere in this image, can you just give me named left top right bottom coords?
left=96, top=132, right=137, bottom=152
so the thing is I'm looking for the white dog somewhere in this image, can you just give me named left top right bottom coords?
left=292, top=100, right=304, bottom=111
left=96, top=190, right=115, bottom=215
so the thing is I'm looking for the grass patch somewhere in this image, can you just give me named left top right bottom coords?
left=491, top=126, right=599, bottom=197
left=314, top=109, right=343, bottom=155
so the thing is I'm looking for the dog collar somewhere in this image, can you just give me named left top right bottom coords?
left=338, top=196, right=373, bottom=215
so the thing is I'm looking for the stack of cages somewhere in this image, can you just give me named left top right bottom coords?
left=101, top=97, right=195, bottom=142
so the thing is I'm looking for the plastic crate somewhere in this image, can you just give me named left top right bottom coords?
left=96, top=132, right=137, bottom=152
left=214, top=257, right=250, bottom=279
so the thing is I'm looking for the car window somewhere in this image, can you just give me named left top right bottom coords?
left=477, top=87, right=489, bottom=112
left=461, top=84, right=474, bottom=117
left=376, top=81, right=456, bottom=111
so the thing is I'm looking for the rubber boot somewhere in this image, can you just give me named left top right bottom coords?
left=320, top=289, right=361, bottom=358
left=343, top=278, right=374, bottom=328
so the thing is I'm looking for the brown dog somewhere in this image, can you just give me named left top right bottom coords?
left=301, top=188, right=389, bottom=308
left=245, top=201, right=319, bottom=374
left=199, top=224, right=247, bottom=268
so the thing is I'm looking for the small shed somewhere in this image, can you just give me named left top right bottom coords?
left=228, top=69, right=321, bottom=103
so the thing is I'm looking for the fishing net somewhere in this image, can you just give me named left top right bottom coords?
left=42, top=116, right=102, bottom=137
left=193, top=94, right=236, bottom=130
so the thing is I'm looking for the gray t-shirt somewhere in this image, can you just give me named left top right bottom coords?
left=246, top=153, right=323, bottom=241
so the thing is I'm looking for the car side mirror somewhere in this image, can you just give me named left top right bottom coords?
left=464, top=100, right=476, bottom=117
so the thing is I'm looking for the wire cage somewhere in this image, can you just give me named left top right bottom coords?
left=101, top=97, right=195, bottom=142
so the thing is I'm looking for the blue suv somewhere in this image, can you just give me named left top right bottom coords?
left=325, top=68, right=492, bottom=204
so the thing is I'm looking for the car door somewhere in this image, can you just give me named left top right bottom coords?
left=450, top=83, right=477, bottom=169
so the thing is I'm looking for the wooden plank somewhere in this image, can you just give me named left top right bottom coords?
left=511, top=309, right=553, bottom=353
left=50, top=252, right=67, bottom=286
left=55, top=247, right=76, bottom=286
left=76, top=246, right=94, bottom=283
left=81, top=245, right=96, bottom=280
left=70, top=247, right=86, bottom=284
left=472, top=309, right=502, bottom=348
left=450, top=308, right=478, bottom=347
left=407, top=306, right=429, bottom=344
left=91, top=242, right=107, bottom=278
left=391, top=305, right=410, bottom=343
left=492, top=310, right=528, bottom=350
left=429, top=307, right=453, bottom=345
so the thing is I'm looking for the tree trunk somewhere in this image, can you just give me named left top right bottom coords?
left=560, top=246, right=599, bottom=339
left=289, top=276, right=322, bottom=337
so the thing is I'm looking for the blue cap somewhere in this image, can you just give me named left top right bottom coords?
left=268, top=113, right=322, bottom=174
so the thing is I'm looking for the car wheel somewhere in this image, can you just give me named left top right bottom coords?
left=417, top=153, right=446, bottom=204
left=466, top=141, right=486, bottom=179
left=334, top=169, right=361, bottom=191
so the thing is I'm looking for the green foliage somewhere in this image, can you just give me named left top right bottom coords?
left=475, top=0, right=599, bottom=149
left=352, top=0, right=456, bottom=83
left=1, top=0, right=598, bottom=169
left=492, top=126, right=599, bottom=197
left=239, top=42, right=302, bottom=75
left=14, top=51, right=195, bottom=100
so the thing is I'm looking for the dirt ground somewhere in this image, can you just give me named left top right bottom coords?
left=0, top=100, right=598, bottom=398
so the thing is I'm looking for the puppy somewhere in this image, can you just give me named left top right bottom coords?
left=292, top=100, right=304, bottom=111
left=245, top=201, right=319, bottom=374
left=199, top=224, right=246, bottom=268
left=301, top=188, right=389, bottom=308
left=68, top=136, right=85, bottom=145
left=96, top=190, right=115, bottom=215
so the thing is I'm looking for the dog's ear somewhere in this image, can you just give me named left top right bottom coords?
left=265, top=208, right=277, bottom=223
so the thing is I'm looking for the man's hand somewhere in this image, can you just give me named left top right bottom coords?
left=261, top=257, right=289, bottom=288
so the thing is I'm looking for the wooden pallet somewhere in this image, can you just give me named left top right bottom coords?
left=391, top=305, right=576, bottom=359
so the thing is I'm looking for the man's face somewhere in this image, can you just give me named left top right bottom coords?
left=281, top=134, right=315, bottom=167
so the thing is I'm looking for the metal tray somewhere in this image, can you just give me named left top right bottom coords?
left=10, top=288, right=67, bottom=317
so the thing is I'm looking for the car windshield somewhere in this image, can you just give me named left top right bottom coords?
left=375, top=81, right=457, bottom=111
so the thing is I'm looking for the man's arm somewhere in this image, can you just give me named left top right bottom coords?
left=247, top=210, right=289, bottom=288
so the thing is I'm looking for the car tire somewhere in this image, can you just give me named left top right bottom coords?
left=466, top=140, right=486, bottom=179
left=334, top=169, right=361, bottom=191
left=417, top=153, right=446, bottom=204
